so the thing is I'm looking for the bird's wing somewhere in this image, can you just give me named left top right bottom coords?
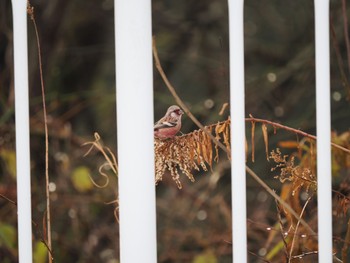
left=154, top=121, right=177, bottom=130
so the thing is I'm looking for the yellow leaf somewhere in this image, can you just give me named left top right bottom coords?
left=192, top=250, right=218, bottom=263
left=71, top=166, right=94, bottom=192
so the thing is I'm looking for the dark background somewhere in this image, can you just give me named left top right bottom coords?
left=0, top=0, right=349, bottom=262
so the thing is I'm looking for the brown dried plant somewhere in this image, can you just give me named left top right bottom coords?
left=155, top=119, right=231, bottom=189
left=270, top=148, right=317, bottom=196
left=83, top=132, right=118, bottom=186
left=83, top=133, right=119, bottom=221
left=268, top=147, right=319, bottom=261
left=331, top=131, right=350, bottom=218
left=336, top=176, right=350, bottom=217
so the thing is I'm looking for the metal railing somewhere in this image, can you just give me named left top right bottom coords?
left=12, top=0, right=332, bottom=262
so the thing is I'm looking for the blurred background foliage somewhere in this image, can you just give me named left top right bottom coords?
left=0, top=0, right=349, bottom=262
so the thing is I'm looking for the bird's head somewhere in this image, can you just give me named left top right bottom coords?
left=166, top=105, right=184, bottom=118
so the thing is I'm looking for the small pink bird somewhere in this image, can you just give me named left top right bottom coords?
left=154, top=105, right=184, bottom=139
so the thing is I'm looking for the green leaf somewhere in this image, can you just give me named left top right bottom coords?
left=0, top=149, right=17, bottom=179
left=33, top=241, right=48, bottom=263
left=0, top=222, right=17, bottom=250
left=71, top=166, right=94, bottom=192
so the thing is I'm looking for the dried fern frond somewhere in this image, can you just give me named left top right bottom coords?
left=270, top=148, right=317, bottom=195
left=155, top=118, right=231, bottom=189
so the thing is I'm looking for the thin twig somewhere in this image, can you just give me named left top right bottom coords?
left=333, top=189, right=350, bottom=202
left=0, top=193, right=17, bottom=205
left=276, top=199, right=289, bottom=261
left=245, top=117, right=350, bottom=154
left=291, top=250, right=318, bottom=259
left=288, top=196, right=312, bottom=262
left=27, top=2, right=53, bottom=262
left=179, top=117, right=350, bottom=154
left=152, top=36, right=229, bottom=155
left=248, top=250, right=272, bottom=263
left=247, top=218, right=315, bottom=238
left=0, top=194, right=54, bottom=258
left=291, top=250, right=342, bottom=263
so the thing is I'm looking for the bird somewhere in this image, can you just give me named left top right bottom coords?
left=154, top=105, right=184, bottom=139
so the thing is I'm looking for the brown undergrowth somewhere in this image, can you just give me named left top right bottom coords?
left=153, top=118, right=349, bottom=261
left=85, top=122, right=350, bottom=262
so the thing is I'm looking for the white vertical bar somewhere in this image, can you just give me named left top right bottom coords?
left=114, top=0, right=157, bottom=262
left=12, top=0, right=33, bottom=262
left=315, top=1, right=333, bottom=262
left=228, top=0, right=247, bottom=262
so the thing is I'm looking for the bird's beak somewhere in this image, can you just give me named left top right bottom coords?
left=180, top=109, right=184, bottom=115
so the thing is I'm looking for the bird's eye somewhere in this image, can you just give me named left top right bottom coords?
left=174, top=109, right=180, bottom=115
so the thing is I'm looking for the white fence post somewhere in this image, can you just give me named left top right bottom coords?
left=315, top=1, right=333, bottom=262
left=12, top=0, right=34, bottom=262
left=228, top=0, right=247, bottom=262
left=114, top=0, right=158, bottom=262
